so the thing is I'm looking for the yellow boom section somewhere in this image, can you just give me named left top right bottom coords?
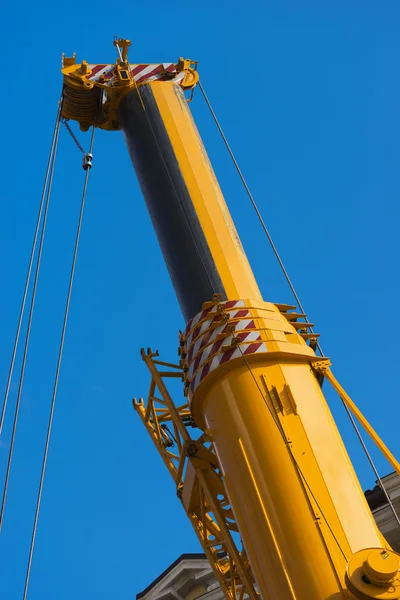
left=148, top=80, right=263, bottom=304
left=62, top=40, right=400, bottom=600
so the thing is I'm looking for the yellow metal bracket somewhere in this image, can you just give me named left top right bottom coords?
left=61, top=40, right=200, bottom=130
left=133, top=349, right=259, bottom=600
left=314, top=360, right=400, bottom=476
left=176, top=58, right=199, bottom=89
left=113, top=38, right=131, bottom=62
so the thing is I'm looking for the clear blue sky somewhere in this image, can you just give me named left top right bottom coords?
left=1, top=2, right=400, bottom=598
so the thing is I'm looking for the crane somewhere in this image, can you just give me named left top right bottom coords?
left=61, top=38, right=400, bottom=600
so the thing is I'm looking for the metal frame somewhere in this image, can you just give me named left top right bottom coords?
left=313, top=360, right=400, bottom=476
left=133, top=349, right=258, bottom=600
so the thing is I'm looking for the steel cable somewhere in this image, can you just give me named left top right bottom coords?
left=0, top=98, right=63, bottom=434
left=197, top=83, right=323, bottom=350
left=342, top=407, right=400, bottom=528
left=22, top=121, right=96, bottom=600
left=199, top=82, right=400, bottom=527
left=127, top=69, right=219, bottom=305
left=229, top=335, right=348, bottom=562
left=0, top=103, right=62, bottom=528
left=61, top=118, right=86, bottom=155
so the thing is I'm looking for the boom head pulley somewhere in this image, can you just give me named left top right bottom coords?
left=61, top=38, right=199, bottom=132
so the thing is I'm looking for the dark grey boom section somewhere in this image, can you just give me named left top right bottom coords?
left=118, top=84, right=227, bottom=322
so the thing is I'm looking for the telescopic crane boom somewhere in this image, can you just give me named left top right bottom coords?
left=62, top=39, right=400, bottom=600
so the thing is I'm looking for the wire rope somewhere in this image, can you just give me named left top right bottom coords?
left=231, top=336, right=348, bottom=562
left=342, top=407, right=400, bottom=528
left=21, top=121, right=96, bottom=600
left=0, top=103, right=62, bottom=528
left=197, top=82, right=323, bottom=352
left=199, top=82, right=400, bottom=527
left=126, top=69, right=219, bottom=303
left=0, top=97, right=63, bottom=434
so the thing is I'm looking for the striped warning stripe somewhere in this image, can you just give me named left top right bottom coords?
left=189, top=340, right=267, bottom=396
left=135, top=63, right=175, bottom=83
left=183, top=299, right=271, bottom=397
left=184, top=300, right=245, bottom=339
left=185, top=308, right=250, bottom=350
left=86, top=64, right=114, bottom=81
left=188, top=330, right=262, bottom=379
left=183, top=306, right=216, bottom=339
left=187, top=318, right=256, bottom=364
left=85, top=63, right=177, bottom=85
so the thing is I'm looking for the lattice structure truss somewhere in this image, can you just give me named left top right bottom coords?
left=133, top=349, right=259, bottom=600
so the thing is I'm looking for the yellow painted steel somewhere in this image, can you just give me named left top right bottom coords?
left=346, top=548, right=400, bottom=599
left=133, top=351, right=259, bottom=600
left=186, top=299, right=392, bottom=600
left=148, top=80, right=263, bottom=304
left=61, top=40, right=199, bottom=131
left=314, top=360, right=400, bottom=477
left=61, top=41, right=400, bottom=600
left=138, top=80, right=399, bottom=599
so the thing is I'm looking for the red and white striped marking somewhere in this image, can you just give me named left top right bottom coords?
left=184, top=300, right=245, bottom=340
left=85, top=63, right=178, bottom=86
left=183, top=299, right=277, bottom=396
left=187, top=318, right=256, bottom=364
left=189, top=340, right=267, bottom=396
left=188, top=330, right=262, bottom=379
left=86, top=64, right=113, bottom=81
left=185, top=308, right=250, bottom=350
left=131, top=63, right=176, bottom=83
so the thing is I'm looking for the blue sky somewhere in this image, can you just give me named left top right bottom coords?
left=1, top=2, right=400, bottom=598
